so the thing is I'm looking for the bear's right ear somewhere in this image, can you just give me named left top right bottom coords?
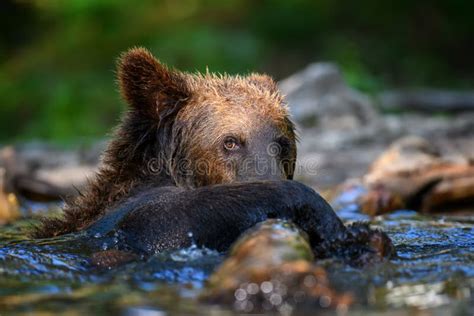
left=117, top=47, right=190, bottom=121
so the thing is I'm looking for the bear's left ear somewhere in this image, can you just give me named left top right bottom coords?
left=117, top=47, right=190, bottom=120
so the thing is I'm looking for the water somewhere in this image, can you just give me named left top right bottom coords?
left=1, top=200, right=473, bottom=314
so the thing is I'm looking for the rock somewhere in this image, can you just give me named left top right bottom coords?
left=0, top=168, right=20, bottom=224
left=363, top=136, right=442, bottom=186
left=279, top=63, right=378, bottom=130
left=295, top=146, right=386, bottom=190
left=0, top=144, right=100, bottom=204
left=381, top=113, right=474, bottom=142
left=278, top=62, right=396, bottom=186
left=201, top=219, right=353, bottom=312
left=279, top=61, right=474, bottom=190
left=378, top=89, right=474, bottom=112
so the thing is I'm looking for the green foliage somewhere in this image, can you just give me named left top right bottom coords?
left=0, top=0, right=472, bottom=142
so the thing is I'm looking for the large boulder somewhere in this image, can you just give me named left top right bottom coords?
left=279, top=63, right=388, bottom=187
left=279, top=63, right=378, bottom=131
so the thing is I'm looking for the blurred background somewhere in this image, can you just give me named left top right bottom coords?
left=1, top=4, right=474, bottom=313
left=1, top=0, right=473, bottom=144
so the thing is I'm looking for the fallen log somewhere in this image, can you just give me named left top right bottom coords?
left=201, top=219, right=353, bottom=313
left=359, top=136, right=474, bottom=215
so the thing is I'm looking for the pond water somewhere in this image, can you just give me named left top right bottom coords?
left=1, top=197, right=473, bottom=315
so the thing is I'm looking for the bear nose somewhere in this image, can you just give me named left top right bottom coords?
left=236, top=153, right=286, bottom=182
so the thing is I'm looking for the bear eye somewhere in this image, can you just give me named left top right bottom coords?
left=223, top=136, right=240, bottom=151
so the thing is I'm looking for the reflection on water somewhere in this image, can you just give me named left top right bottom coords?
left=0, top=201, right=473, bottom=314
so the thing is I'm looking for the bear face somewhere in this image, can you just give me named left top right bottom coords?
left=117, top=48, right=297, bottom=188
left=170, top=75, right=297, bottom=187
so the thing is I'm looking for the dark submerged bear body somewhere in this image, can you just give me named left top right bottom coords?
left=86, top=181, right=344, bottom=254
left=34, top=48, right=395, bottom=263
left=84, top=181, right=394, bottom=263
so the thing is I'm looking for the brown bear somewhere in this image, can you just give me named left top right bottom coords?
left=33, top=48, right=395, bottom=263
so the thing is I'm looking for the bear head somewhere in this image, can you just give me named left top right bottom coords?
left=112, top=47, right=297, bottom=188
